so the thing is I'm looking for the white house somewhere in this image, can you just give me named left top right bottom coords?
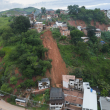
left=107, top=10, right=110, bottom=19
left=82, top=82, right=97, bottom=110
left=77, top=26, right=82, bottom=31
left=38, top=78, right=50, bottom=90
left=56, top=21, right=67, bottom=27
left=99, top=97, right=110, bottom=110
left=81, top=37, right=89, bottom=42
left=15, top=98, right=27, bottom=107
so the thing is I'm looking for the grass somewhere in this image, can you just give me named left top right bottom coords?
left=33, top=94, right=44, bottom=102
left=0, top=17, right=10, bottom=28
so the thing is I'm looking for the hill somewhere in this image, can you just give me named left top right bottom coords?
left=0, top=7, right=40, bottom=15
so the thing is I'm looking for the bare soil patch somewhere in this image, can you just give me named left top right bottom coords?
left=41, top=30, right=68, bottom=86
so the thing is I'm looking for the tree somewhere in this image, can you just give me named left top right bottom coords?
left=75, top=41, right=88, bottom=59
left=10, top=16, right=30, bottom=34
left=1, top=83, right=12, bottom=93
left=56, top=9, right=60, bottom=14
left=86, top=26, right=98, bottom=43
left=102, top=44, right=109, bottom=53
left=70, top=30, right=84, bottom=45
left=44, top=89, right=50, bottom=102
left=41, top=7, right=46, bottom=15
left=10, top=76, right=17, bottom=85
left=68, top=5, right=79, bottom=15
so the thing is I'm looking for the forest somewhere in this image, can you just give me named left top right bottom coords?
left=59, top=5, right=110, bottom=24
left=0, top=16, right=51, bottom=93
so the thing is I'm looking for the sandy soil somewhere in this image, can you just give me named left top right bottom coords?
left=0, top=99, right=25, bottom=110
left=41, top=30, right=68, bottom=86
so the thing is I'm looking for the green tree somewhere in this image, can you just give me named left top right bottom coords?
left=56, top=9, right=60, bottom=14
left=1, top=83, right=12, bottom=93
left=70, top=30, right=84, bottom=45
left=10, top=76, right=17, bottom=85
left=10, top=16, right=30, bottom=34
left=44, top=89, right=50, bottom=102
left=41, top=7, right=46, bottom=15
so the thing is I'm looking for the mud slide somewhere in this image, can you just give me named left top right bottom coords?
left=41, top=30, right=67, bottom=86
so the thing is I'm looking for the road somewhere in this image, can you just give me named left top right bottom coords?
left=0, top=99, right=26, bottom=110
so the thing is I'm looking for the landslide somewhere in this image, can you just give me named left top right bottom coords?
left=41, top=30, right=68, bottom=86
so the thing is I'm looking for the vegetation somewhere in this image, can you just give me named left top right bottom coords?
left=60, top=5, right=110, bottom=24
left=51, top=24, right=110, bottom=96
left=10, top=16, right=30, bottom=34
left=0, top=16, right=52, bottom=92
left=44, top=89, right=50, bottom=102
left=41, top=7, right=46, bottom=15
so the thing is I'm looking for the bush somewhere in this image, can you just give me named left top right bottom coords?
left=10, top=76, right=17, bottom=85
left=60, top=35, right=67, bottom=40
left=1, top=83, right=12, bottom=93
left=44, top=89, right=50, bottom=103
left=0, top=50, right=5, bottom=57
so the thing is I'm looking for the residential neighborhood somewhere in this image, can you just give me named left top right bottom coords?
left=0, top=3, right=110, bottom=110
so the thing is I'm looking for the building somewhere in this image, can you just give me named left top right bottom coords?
left=77, top=26, right=82, bottom=31
left=42, top=15, right=47, bottom=20
left=34, top=22, right=45, bottom=33
left=15, top=98, right=27, bottom=107
left=108, top=27, right=110, bottom=32
left=82, top=82, right=97, bottom=110
left=49, top=87, right=64, bottom=110
left=81, top=37, right=89, bottom=42
left=47, top=15, right=51, bottom=19
left=107, top=10, right=110, bottom=19
left=60, top=10, right=65, bottom=14
left=99, top=97, right=110, bottom=110
left=60, top=27, right=70, bottom=37
left=62, top=75, right=83, bottom=91
left=64, top=88, right=83, bottom=110
left=62, top=75, right=97, bottom=110
left=38, top=78, right=50, bottom=90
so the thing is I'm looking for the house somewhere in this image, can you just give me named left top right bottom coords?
left=64, top=88, right=83, bottom=110
left=108, top=27, right=110, bottom=32
left=52, top=24, right=58, bottom=28
left=99, top=97, right=110, bottom=110
left=107, top=10, right=110, bottom=19
left=60, top=10, right=65, bottom=14
left=62, top=75, right=97, bottom=110
left=15, top=98, right=27, bottom=107
left=62, top=75, right=83, bottom=91
left=42, top=15, right=47, bottom=20
left=54, top=14, right=58, bottom=18
left=95, top=31, right=101, bottom=38
left=47, top=15, right=51, bottom=19
left=77, top=26, right=82, bottom=31
left=81, top=37, right=89, bottom=42
left=82, top=82, right=97, bottom=110
left=38, top=78, right=50, bottom=90
left=60, top=26, right=70, bottom=37
left=34, top=22, right=45, bottom=33
left=49, top=87, right=64, bottom=110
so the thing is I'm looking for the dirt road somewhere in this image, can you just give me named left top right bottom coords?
left=0, top=99, right=25, bottom=110
left=41, top=30, right=67, bottom=86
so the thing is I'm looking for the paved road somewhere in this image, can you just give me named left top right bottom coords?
left=0, top=99, right=26, bottom=110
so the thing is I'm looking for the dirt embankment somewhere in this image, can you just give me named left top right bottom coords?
left=41, top=30, right=67, bottom=87
left=68, top=20, right=110, bottom=31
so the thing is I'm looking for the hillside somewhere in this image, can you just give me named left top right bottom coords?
left=0, top=7, right=40, bottom=15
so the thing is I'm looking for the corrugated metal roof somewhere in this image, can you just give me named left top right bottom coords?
left=99, top=97, right=110, bottom=110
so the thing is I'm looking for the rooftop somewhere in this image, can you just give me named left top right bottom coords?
left=65, top=96, right=83, bottom=105
left=99, top=97, right=110, bottom=110
left=62, top=75, right=75, bottom=83
left=50, top=87, right=64, bottom=98
left=82, top=82, right=97, bottom=110
left=38, top=78, right=49, bottom=83
left=64, top=105, right=81, bottom=110
left=63, top=89, right=83, bottom=98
